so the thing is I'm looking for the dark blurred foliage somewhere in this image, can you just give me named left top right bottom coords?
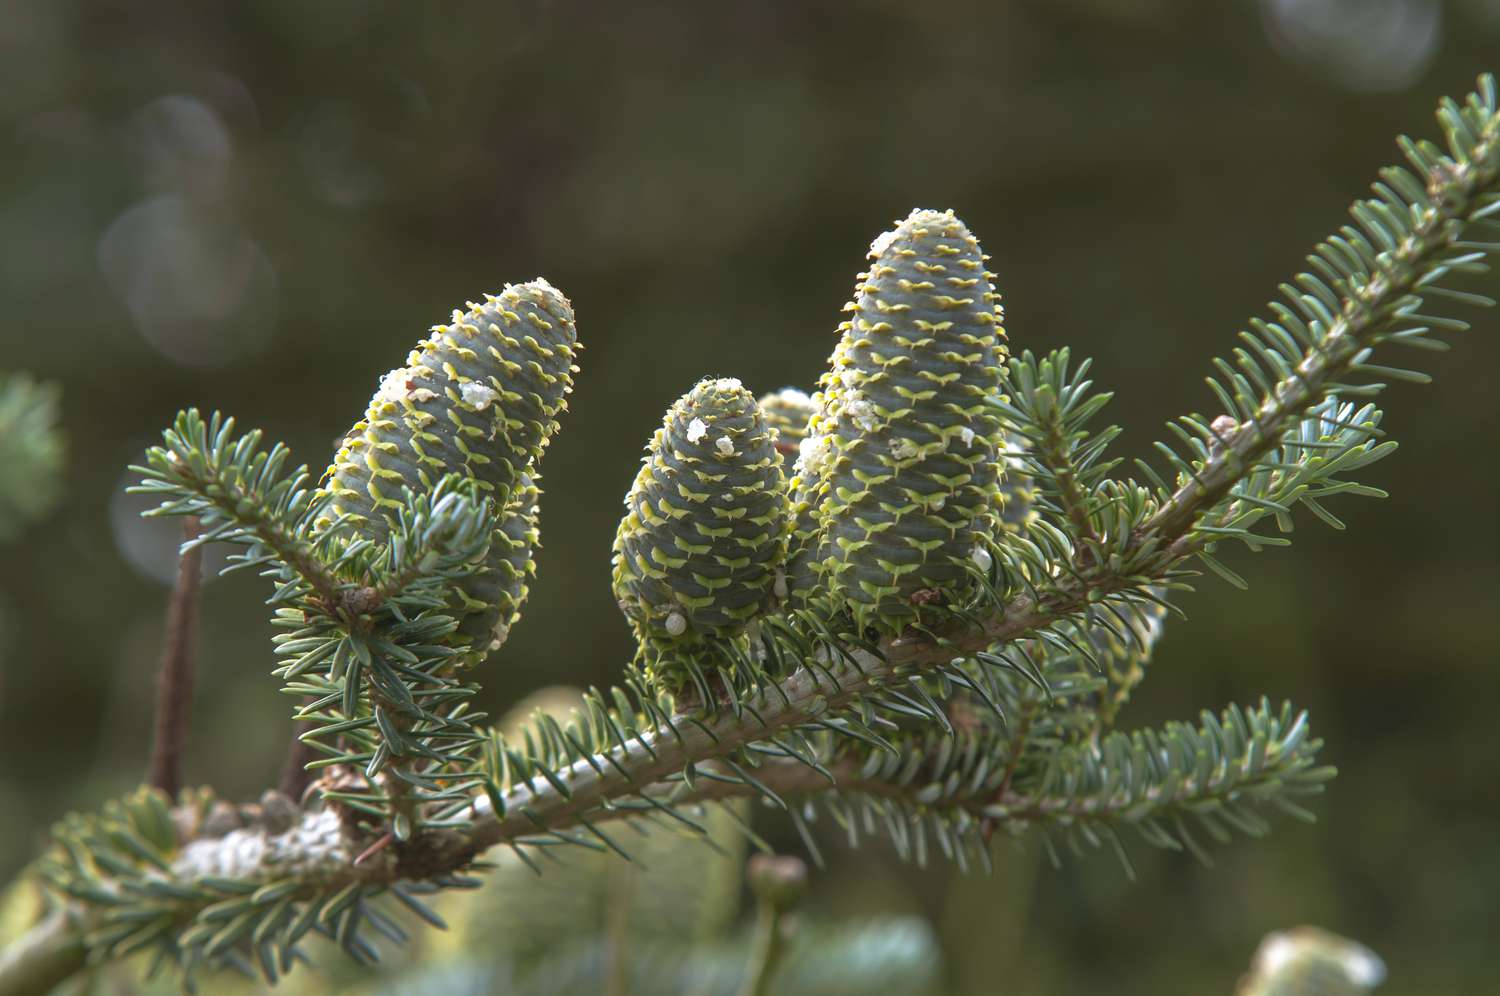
left=2, top=1, right=1499, bottom=993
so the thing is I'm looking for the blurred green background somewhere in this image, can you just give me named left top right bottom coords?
left=3, top=1, right=1499, bottom=992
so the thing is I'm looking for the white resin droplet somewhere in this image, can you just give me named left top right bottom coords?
left=376, top=367, right=414, bottom=405
left=460, top=382, right=499, bottom=410
left=795, top=433, right=831, bottom=476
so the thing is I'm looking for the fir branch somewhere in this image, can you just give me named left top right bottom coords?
left=1139, top=78, right=1500, bottom=562
left=448, top=603, right=1072, bottom=865
left=30, top=574, right=1239, bottom=907
left=19, top=695, right=1320, bottom=986
left=130, top=409, right=341, bottom=605
left=413, top=586, right=1165, bottom=873
left=674, top=700, right=1327, bottom=876
left=995, top=348, right=1122, bottom=562
left=271, top=477, right=496, bottom=835
left=364, top=475, right=493, bottom=608
left=29, top=620, right=1067, bottom=915
left=998, top=700, right=1330, bottom=866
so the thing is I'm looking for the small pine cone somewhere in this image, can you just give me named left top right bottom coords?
left=809, top=208, right=1008, bottom=631
left=612, top=378, right=788, bottom=678
left=757, top=387, right=815, bottom=472
left=319, top=278, right=578, bottom=537
left=452, top=474, right=540, bottom=655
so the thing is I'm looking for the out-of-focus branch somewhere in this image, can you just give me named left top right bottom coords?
left=147, top=518, right=202, bottom=799
left=0, top=911, right=85, bottom=996
left=738, top=855, right=806, bottom=996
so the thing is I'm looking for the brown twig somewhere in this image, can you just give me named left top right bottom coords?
left=147, top=518, right=203, bottom=799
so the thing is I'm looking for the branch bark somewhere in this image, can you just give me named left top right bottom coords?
left=147, top=518, right=202, bottom=799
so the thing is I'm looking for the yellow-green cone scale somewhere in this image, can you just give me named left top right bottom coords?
left=612, top=378, right=788, bottom=685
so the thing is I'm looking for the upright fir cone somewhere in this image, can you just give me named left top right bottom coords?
left=756, top=387, right=815, bottom=473
left=318, top=279, right=579, bottom=659
left=801, top=208, right=1008, bottom=631
left=612, top=378, right=788, bottom=690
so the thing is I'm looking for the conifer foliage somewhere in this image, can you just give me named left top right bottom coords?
left=4, top=75, right=1500, bottom=995
left=0, top=371, right=64, bottom=543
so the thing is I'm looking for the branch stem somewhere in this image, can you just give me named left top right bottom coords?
left=737, top=899, right=788, bottom=996
left=1035, top=401, right=1100, bottom=560
left=147, top=518, right=203, bottom=799
left=398, top=592, right=1078, bottom=876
